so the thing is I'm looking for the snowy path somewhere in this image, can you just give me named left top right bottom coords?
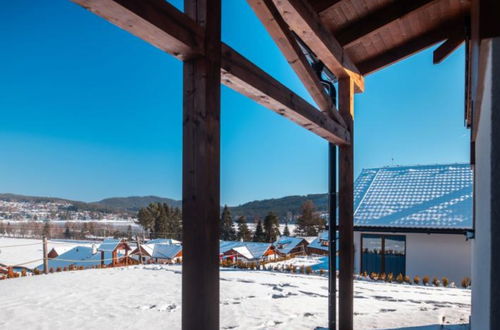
left=0, top=265, right=470, bottom=329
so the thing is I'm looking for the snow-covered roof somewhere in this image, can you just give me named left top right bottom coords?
left=232, top=246, right=254, bottom=259
left=354, top=164, right=473, bottom=230
left=273, top=236, right=307, bottom=254
left=97, top=238, right=122, bottom=252
left=146, top=238, right=181, bottom=245
left=37, top=246, right=117, bottom=270
left=308, top=231, right=338, bottom=252
left=220, top=241, right=273, bottom=260
left=152, top=244, right=182, bottom=259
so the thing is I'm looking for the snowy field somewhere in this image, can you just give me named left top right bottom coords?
left=0, top=237, right=94, bottom=268
left=0, top=264, right=470, bottom=330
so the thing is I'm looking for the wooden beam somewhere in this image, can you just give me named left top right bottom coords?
left=72, top=0, right=204, bottom=60
left=182, top=0, right=220, bottom=329
left=358, top=18, right=465, bottom=75
left=71, top=0, right=349, bottom=145
left=221, top=45, right=350, bottom=145
left=246, top=0, right=346, bottom=126
left=335, top=0, right=436, bottom=47
left=433, top=34, right=465, bottom=64
left=272, top=0, right=364, bottom=93
left=338, top=76, right=354, bottom=330
left=310, top=0, right=342, bottom=13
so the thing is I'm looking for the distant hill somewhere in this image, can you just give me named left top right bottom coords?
left=0, top=192, right=329, bottom=221
left=95, top=196, right=182, bottom=212
left=0, top=193, right=123, bottom=214
left=229, top=193, right=328, bottom=221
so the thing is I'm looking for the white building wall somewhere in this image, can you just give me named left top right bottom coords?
left=471, top=37, right=499, bottom=330
left=354, top=231, right=471, bottom=284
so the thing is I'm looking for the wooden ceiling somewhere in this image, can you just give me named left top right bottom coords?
left=308, top=0, right=471, bottom=74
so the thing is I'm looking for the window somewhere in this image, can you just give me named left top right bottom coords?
left=361, top=234, right=406, bottom=275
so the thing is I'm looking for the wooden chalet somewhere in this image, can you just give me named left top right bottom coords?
left=97, top=238, right=131, bottom=266
left=65, top=0, right=499, bottom=329
left=220, top=241, right=277, bottom=263
left=274, top=236, right=309, bottom=256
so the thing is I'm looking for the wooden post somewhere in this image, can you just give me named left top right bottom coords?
left=42, top=235, right=48, bottom=275
left=328, top=142, right=337, bottom=330
left=136, top=235, right=143, bottom=264
left=338, top=76, right=354, bottom=330
left=182, top=1, right=221, bottom=330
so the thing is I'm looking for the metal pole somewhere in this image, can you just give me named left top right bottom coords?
left=42, top=235, right=48, bottom=274
left=328, top=142, right=337, bottom=329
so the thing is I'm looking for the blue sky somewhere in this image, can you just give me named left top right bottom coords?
left=0, top=0, right=469, bottom=205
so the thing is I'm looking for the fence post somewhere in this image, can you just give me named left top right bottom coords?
left=136, top=235, right=143, bottom=264
left=42, top=235, right=48, bottom=274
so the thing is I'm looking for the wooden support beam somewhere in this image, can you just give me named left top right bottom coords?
left=72, top=0, right=204, bottom=60
left=71, top=0, right=349, bottom=145
left=182, top=0, right=221, bottom=329
left=310, top=0, right=342, bottom=13
left=338, top=76, right=354, bottom=330
left=221, top=45, right=350, bottom=145
left=272, top=0, right=364, bottom=93
left=358, top=18, right=464, bottom=75
left=335, top=0, right=436, bottom=47
left=246, top=0, right=346, bottom=127
left=433, top=34, right=465, bottom=64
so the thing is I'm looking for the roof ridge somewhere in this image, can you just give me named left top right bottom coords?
left=361, top=162, right=470, bottom=172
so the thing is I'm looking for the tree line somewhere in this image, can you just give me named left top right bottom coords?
left=220, top=199, right=325, bottom=242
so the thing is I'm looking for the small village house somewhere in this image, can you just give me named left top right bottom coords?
left=97, top=238, right=131, bottom=266
left=220, top=241, right=277, bottom=263
left=274, top=236, right=309, bottom=257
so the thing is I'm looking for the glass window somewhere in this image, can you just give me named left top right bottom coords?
left=361, top=234, right=406, bottom=275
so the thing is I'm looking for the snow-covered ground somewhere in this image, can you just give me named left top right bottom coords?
left=0, top=237, right=94, bottom=268
left=0, top=264, right=470, bottom=330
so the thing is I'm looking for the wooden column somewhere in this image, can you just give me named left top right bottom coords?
left=328, top=142, right=337, bottom=330
left=338, top=77, right=354, bottom=330
left=182, top=1, right=221, bottom=330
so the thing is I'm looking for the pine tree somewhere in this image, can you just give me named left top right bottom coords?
left=263, top=212, right=280, bottom=243
left=220, top=205, right=236, bottom=241
left=252, top=220, right=266, bottom=242
left=64, top=223, right=72, bottom=239
left=283, top=223, right=291, bottom=236
left=236, top=216, right=252, bottom=242
left=126, top=225, right=133, bottom=240
left=0, top=221, right=5, bottom=236
left=295, top=200, right=325, bottom=236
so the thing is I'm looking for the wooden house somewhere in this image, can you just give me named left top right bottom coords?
left=274, top=236, right=309, bottom=257
left=220, top=241, right=277, bottom=263
left=97, top=238, right=131, bottom=266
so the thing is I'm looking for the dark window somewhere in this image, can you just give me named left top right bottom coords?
left=361, top=234, right=406, bottom=275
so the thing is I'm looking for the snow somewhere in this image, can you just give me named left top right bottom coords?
left=0, top=237, right=93, bottom=268
left=0, top=264, right=470, bottom=329
left=354, top=164, right=473, bottom=230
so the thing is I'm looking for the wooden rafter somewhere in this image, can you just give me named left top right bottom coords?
left=433, top=33, right=465, bottom=64
left=310, top=0, right=342, bottom=13
left=335, top=0, right=436, bottom=47
left=358, top=18, right=465, bottom=75
left=73, top=0, right=204, bottom=60
left=221, top=45, right=350, bottom=145
left=246, top=0, right=346, bottom=127
left=272, top=0, right=364, bottom=93
left=71, top=0, right=349, bottom=145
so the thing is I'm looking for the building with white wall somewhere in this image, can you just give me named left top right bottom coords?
left=352, top=164, right=473, bottom=284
